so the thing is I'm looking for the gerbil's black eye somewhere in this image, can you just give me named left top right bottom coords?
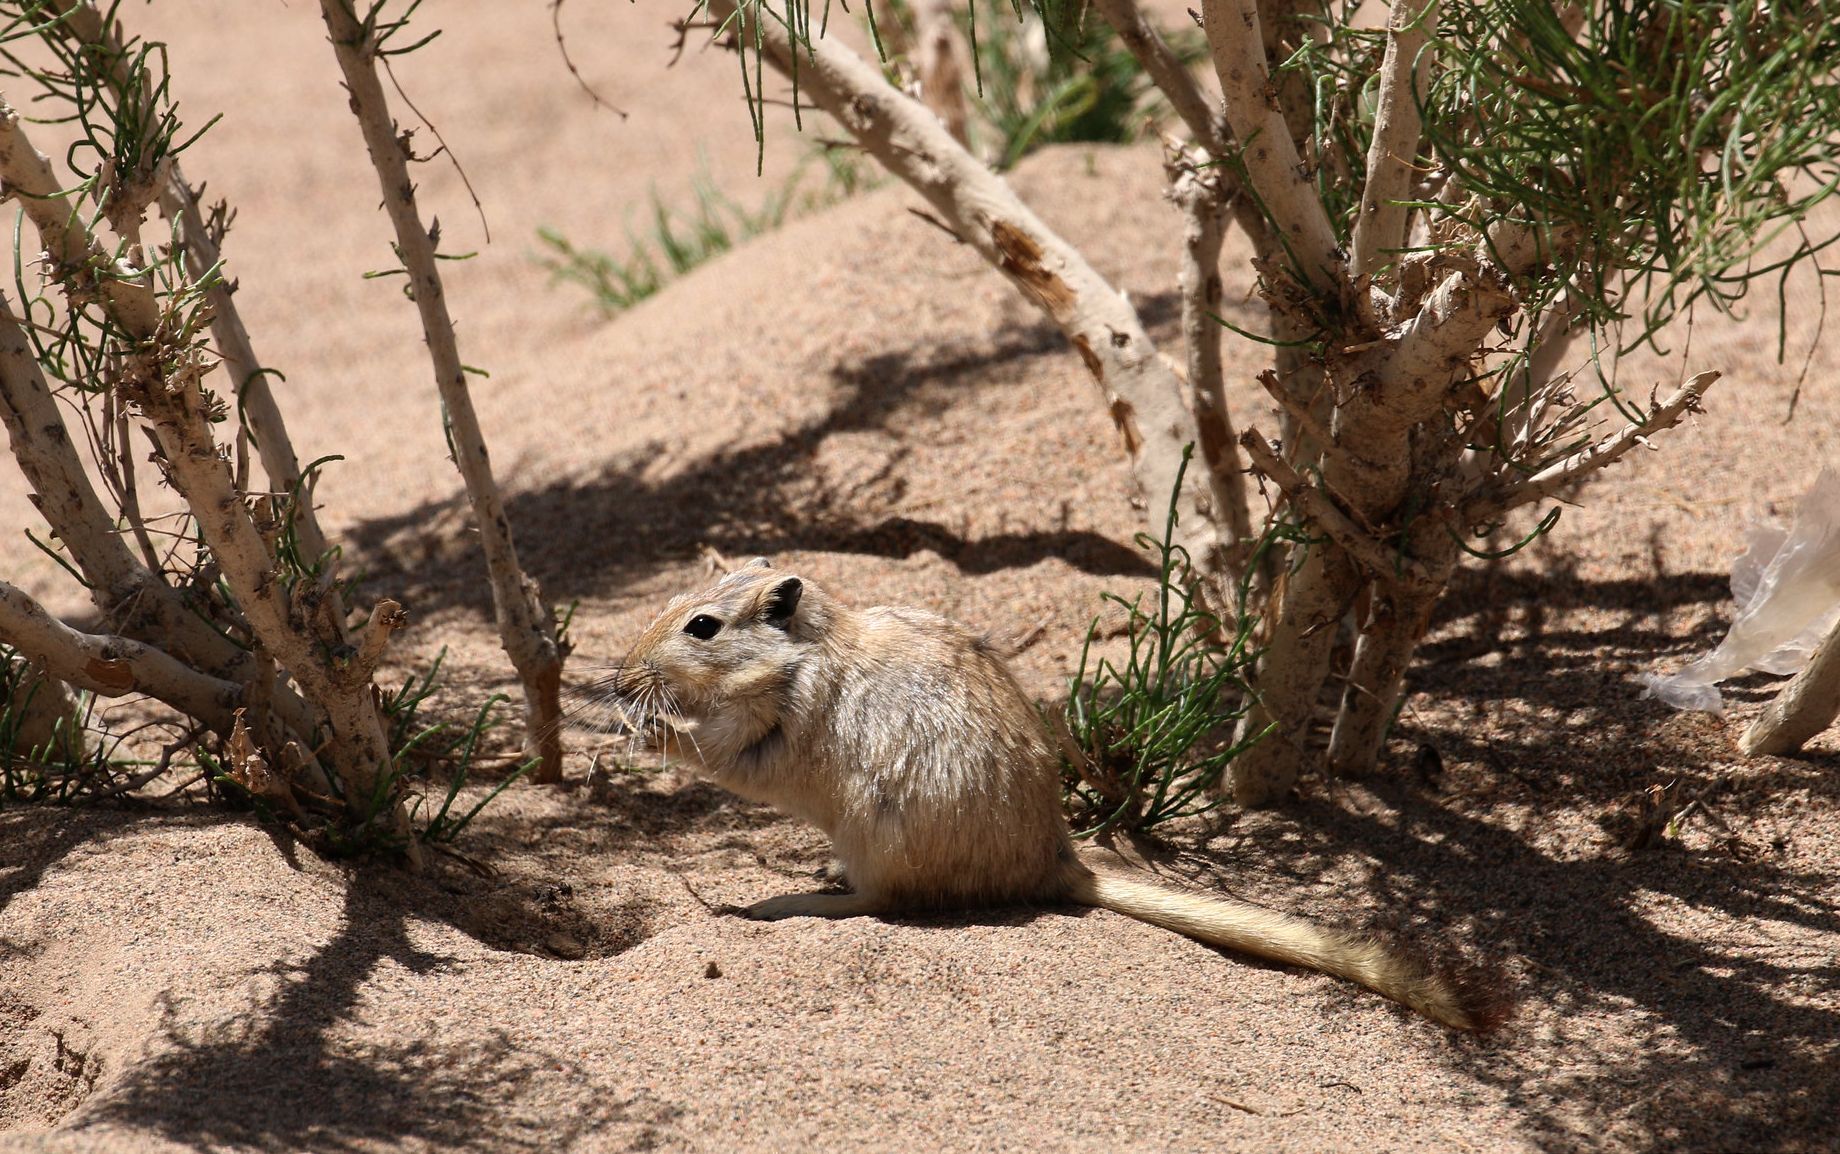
left=682, top=614, right=723, bottom=640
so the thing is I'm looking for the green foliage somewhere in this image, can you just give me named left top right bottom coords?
left=1424, top=0, right=1840, bottom=352
left=954, top=0, right=1202, bottom=169
left=0, top=645, right=174, bottom=805
left=0, top=2, right=220, bottom=220
left=0, top=2, right=222, bottom=385
left=537, top=148, right=875, bottom=315
left=372, top=649, right=531, bottom=846
left=1267, top=0, right=1840, bottom=357
left=187, top=650, right=527, bottom=854
left=1057, top=451, right=1264, bottom=838
left=703, top=0, right=1192, bottom=169
left=0, top=640, right=522, bottom=854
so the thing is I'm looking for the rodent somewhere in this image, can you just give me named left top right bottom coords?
left=596, top=558, right=1492, bottom=1031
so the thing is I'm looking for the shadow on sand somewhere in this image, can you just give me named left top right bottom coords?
left=81, top=876, right=667, bottom=1152
left=10, top=298, right=1835, bottom=1150
left=337, top=303, right=1197, bottom=620
left=1139, top=559, right=1839, bottom=1153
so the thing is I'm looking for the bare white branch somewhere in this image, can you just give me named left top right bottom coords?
left=1349, top=0, right=1438, bottom=284
left=702, top=2, right=1235, bottom=592
left=0, top=578, right=242, bottom=734
left=1094, top=0, right=1229, bottom=156
left=321, top=0, right=565, bottom=781
left=1197, top=0, right=1342, bottom=292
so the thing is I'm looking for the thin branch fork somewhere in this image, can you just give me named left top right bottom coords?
left=161, top=175, right=333, bottom=564
left=1, top=3, right=409, bottom=847
left=1464, top=370, right=1720, bottom=523
left=1094, top=0, right=1294, bottom=323
left=0, top=298, right=151, bottom=611
left=1093, top=0, right=1230, bottom=157
left=0, top=298, right=327, bottom=741
left=28, top=0, right=345, bottom=647
left=33, top=0, right=338, bottom=573
left=1239, top=427, right=1435, bottom=585
left=0, top=205, right=260, bottom=690
left=701, top=1, right=1234, bottom=596
left=320, top=0, right=565, bottom=782
left=0, top=98, right=161, bottom=339
left=121, top=350, right=397, bottom=787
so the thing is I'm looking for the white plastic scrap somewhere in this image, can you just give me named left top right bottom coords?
left=1642, top=467, right=1840, bottom=713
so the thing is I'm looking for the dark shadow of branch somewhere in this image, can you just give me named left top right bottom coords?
left=86, top=877, right=674, bottom=1151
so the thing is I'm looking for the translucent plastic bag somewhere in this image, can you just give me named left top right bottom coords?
left=1642, top=467, right=1840, bottom=713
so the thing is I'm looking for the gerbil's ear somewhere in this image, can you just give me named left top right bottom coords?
left=760, top=576, right=802, bottom=627
left=747, top=557, right=773, bottom=569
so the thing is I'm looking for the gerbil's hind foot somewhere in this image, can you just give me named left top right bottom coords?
left=746, top=891, right=883, bottom=920
left=815, top=857, right=848, bottom=885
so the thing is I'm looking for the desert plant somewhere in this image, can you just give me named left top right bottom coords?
left=1, top=645, right=111, bottom=804
left=963, top=0, right=1197, bottom=168
left=355, top=652, right=532, bottom=848
left=677, top=0, right=1836, bottom=807
left=321, top=0, right=569, bottom=783
left=1058, top=452, right=1265, bottom=837
left=0, top=0, right=549, bottom=854
left=538, top=148, right=877, bottom=315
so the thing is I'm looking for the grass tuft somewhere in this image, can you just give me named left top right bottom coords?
left=324, top=649, right=532, bottom=853
left=1056, top=450, right=1265, bottom=838
left=537, top=148, right=875, bottom=315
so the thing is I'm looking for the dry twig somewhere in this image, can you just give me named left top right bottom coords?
left=321, top=0, right=566, bottom=782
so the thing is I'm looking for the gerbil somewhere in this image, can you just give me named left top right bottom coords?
left=596, top=559, right=1490, bottom=1031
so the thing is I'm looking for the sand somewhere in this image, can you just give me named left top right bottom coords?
left=1, top=4, right=1837, bottom=1152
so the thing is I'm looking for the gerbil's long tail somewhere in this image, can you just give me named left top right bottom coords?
left=1068, top=870, right=1489, bottom=1031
